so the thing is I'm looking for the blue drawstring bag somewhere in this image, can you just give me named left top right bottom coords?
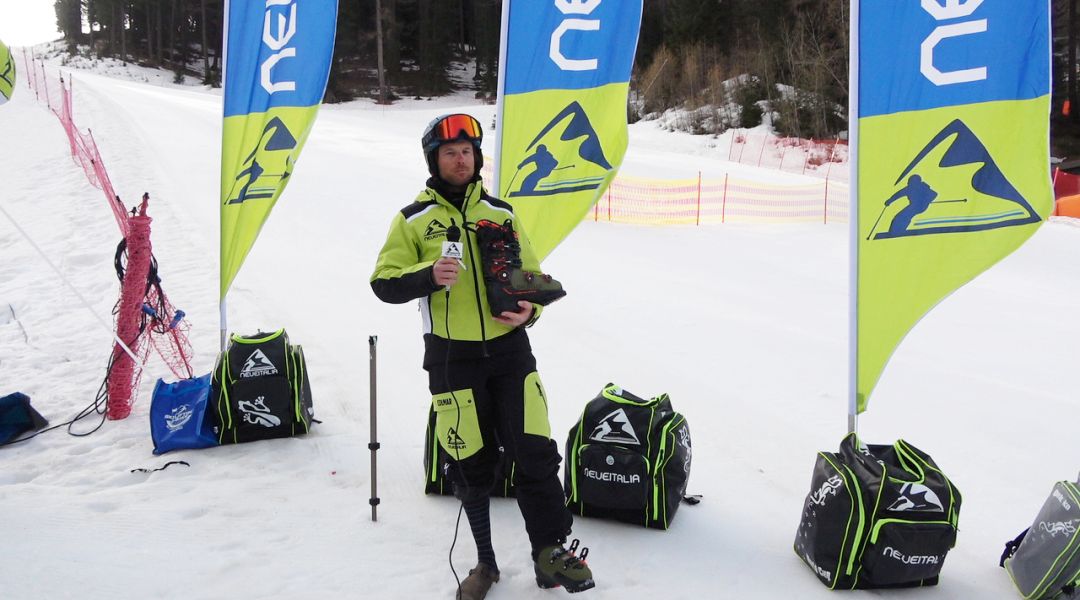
left=150, top=374, right=218, bottom=455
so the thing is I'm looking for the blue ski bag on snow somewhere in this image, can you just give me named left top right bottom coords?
left=150, top=374, right=218, bottom=455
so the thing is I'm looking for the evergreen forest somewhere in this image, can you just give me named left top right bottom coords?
left=47, top=0, right=1080, bottom=155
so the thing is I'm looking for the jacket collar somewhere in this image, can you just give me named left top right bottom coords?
left=424, top=176, right=484, bottom=213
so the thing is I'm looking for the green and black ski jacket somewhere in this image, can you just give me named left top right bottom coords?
left=370, top=178, right=544, bottom=367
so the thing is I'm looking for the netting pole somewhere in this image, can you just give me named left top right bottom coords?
left=41, top=62, right=50, bottom=110
left=823, top=175, right=830, bottom=224
left=108, top=201, right=154, bottom=420
left=721, top=173, right=729, bottom=224
left=31, top=52, right=40, bottom=101
left=695, top=171, right=702, bottom=226
left=757, top=134, right=768, bottom=167
left=368, top=335, right=381, bottom=522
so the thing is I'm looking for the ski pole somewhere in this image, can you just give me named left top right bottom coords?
left=866, top=204, right=889, bottom=241
left=369, top=335, right=380, bottom=522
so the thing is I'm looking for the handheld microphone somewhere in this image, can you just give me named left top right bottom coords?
left=441, top=219, right=465, bottom=291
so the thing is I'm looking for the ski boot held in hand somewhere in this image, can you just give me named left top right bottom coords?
left=472, top=218, right=566, bottom=316
left=533, top=539, right=595, bottom=594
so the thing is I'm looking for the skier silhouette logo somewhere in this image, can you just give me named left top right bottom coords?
left=508, top=101, right=612, bottom=198
left=226, top=116, right=299, bottom=205
left=886, top=483, right=944, bottom=512
left=868, top=119, right=1042, bottom=240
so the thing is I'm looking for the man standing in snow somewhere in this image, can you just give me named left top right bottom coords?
left=370, top=113, right=593, bottom=599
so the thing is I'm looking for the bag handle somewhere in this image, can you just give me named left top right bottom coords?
left=601, top=383, right=658, bottom=407
left=1000, top=528, right=1028, bottom=568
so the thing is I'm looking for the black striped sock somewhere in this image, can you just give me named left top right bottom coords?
left=463, top=496, right=497, bottom=570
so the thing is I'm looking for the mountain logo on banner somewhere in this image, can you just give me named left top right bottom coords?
left=886, top=483, right=945, bottom=512
left=869, top=119, right=1042, bottom=240
left=240, top=349, right=278, bottom=378
left=508, top=101, right=612, bottom=198
left=225, top=116, right=299, bottom=205
left=589, top=408, right=640, bottom=445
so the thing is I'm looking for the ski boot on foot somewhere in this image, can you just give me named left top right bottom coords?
left=457, top=563, right=499, bottom=600
left=472, top=218, right=566, bottom=316
left=533, top=539, right=595, bottom=593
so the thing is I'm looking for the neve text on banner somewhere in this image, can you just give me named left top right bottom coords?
left=495, top=0, right=643, bottom=260
left=220, top=0, right=337, bottom=299
left=853, top=0, right=1053, bottom=413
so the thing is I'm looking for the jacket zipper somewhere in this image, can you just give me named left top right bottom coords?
left=455, top=187, right=488, bottom=355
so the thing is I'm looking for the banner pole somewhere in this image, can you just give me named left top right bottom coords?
left=219, top=298, right=227, bottom=351
left=369, top=335, right=380, bottom=522
left=847, top=0, right=861, bottom=436
left=492, top=0, right=511, bottom=198
left=219, top=0, right=231, bottom=354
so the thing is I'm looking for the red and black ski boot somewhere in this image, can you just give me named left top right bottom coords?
left=472, top=218, right=566, bottom=315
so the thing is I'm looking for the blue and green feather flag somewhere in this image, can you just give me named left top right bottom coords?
left=494, top=0, right=642, bottom=260
left=220, top=0, right=337, bottom=299
left=852, top=0, right=1053, bottom=413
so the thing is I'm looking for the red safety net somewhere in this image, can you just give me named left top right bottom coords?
left=23, top=52, right=195, bottom=419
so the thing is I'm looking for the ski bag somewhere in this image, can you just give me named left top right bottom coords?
left=793, top=433, right=962, bottom=589
left=1001, top=479, right=1080, bottom=599
left=211, top=329, right=314, bottom=444
left=564, top=383, right=692, bottom=529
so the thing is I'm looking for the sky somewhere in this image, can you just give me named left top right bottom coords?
left=0, top=0, right=61, bottom=47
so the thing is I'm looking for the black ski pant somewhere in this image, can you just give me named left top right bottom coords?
left=427, top=349, right=572, bottom=551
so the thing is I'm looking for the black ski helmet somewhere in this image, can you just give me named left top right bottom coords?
left=422, top=113, right=484, bottom=177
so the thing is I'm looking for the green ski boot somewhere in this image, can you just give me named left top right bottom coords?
left=457, top=563, right=499, bottom=600
left=533, top=539, right=595, bottom=593
left=472, top=218, right=566, bottom=315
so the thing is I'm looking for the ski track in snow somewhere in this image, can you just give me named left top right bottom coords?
left=2, top=54, right=1080, bottom=599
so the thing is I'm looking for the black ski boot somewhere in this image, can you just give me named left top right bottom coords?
left=457, top=563, right=499, bottom=600
left=533, top=539, right=595, bottom=593
left=472, top=218, right=566, bottom=316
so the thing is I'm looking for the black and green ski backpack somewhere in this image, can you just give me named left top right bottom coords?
left=211, top=329, right=314, bottom=444
left=793, top=433, right=962, bottom=589
left=564, top=383, right=692, bottom=530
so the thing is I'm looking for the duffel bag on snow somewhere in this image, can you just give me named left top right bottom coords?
left=564, top=383, right=692, bottom=529
left=423, top=404, right=516, bottom=497
left=793, top=433, right=961, bottom=589
left=1000, top=478, right=1080, bottom=599
left=211, top=329, right=314, bottom=444
left=0, top=392, right=48, bottom=445
left=150, top=374, right=218, bottom=454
